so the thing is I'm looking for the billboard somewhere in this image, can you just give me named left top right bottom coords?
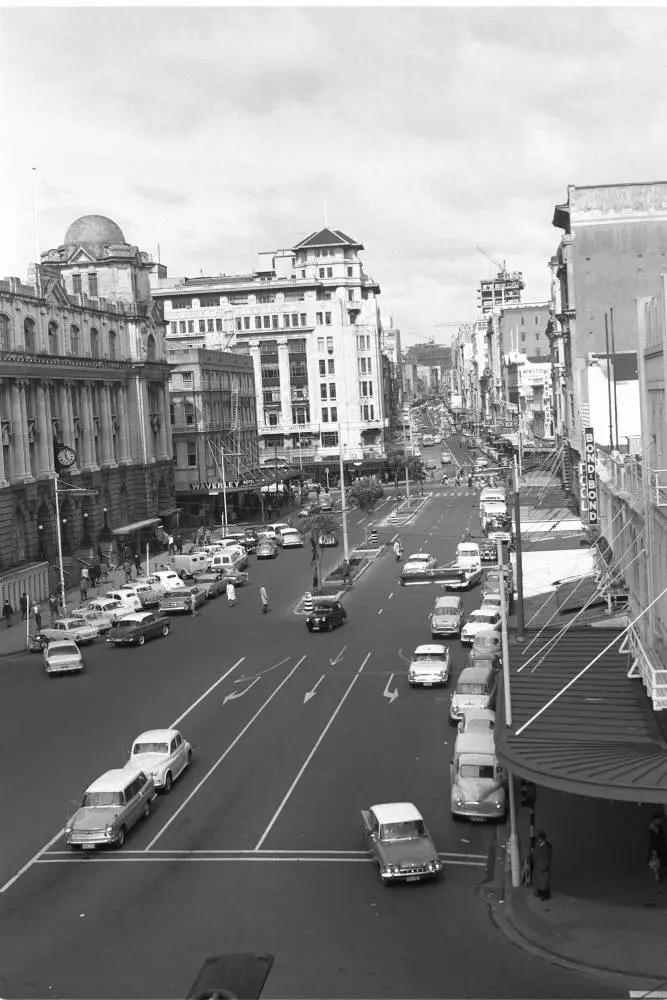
left=583, top=427, right=598, bottom=525
left=450, top=394, right=463, bottom=410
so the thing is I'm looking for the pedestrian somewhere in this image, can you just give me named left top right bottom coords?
left=176, top=533, right=183, bottom=555
left=2, top=598, right=13, bottom=628
left=259, top=585, right=269, bottom=614
left=312, top=568, right=319, bottom=592
left=20, top=592, right=28, bottom=620
left=342, top=558, right=351, bottom=584
left=101, top=559, right=109, bottom=583
left=79, top=575, right=88, bottom=603
left=532, top=830, right=553, bottom=901
left=32, top=601, right=41, bottom=631
left=81, top=563, right=89, bottom=590
left=134, top=551, right=142, bottom=576
left=123, top=558, right=133, bottom=584
left=393, top=539, right=403, bottom=562
left=226, top=581, right=236, bottom=607
left=648, top=813, right=667, bottom=882
left=49, top=593, right=59, bottom=621
left=168, top=534, right=175, bottom=555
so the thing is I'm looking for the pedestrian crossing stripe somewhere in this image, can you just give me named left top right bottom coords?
left=629, top=993, right=667, bottom=998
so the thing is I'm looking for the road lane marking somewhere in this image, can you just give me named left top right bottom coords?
left=388, top=592, right=394, bottom=600
left=236, top=656, right=291, bottom=683
left=146, top=655, right=308, bottom=850
left=304, top=675, right=325, bottom=703
left=45, top=848, right=488, bottom=858
left=171, top=657, right=245, bottom=727
left=377, top=608, right=383, bottom=615
left=0, top=657, right=247, bottom=895
left=328, top=646, right=346, bottom=666
left=254, top=652, right=372, bottom=850
left=223, top=677, right=261, bottom=704
left=36, top=855, right=487, bottom=867
left=383, top=673, right=399, bottom=703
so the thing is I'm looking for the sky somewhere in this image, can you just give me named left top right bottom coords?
left=2, top=5, right=667, bottom=346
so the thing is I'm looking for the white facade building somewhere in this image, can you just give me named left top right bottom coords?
left=154, top=228, right=386, bottom=468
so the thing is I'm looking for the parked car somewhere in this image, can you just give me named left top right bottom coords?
left=65, top=767, right=155, bottom=850
left=70, top=609, right=113, bottom=636
left=470, top=628, right=503, bottom=661
left=215, top=566, right=249, bottom=586
left=407, top=644, right=451, bottom=687
left=430, top=595, right=463, bottom=638
left=128, top=729, right=192, bottom=793
left=450, top=730, right=506, bottom=822
left=479, top=539, right=497, bottom=563
left=36, top=617, right=98, bottom=648
left=144, top=571, right=187, bottom=596
left=461, top=609, right=502, bottom=645
left=441, top=451, right=452, bottom=465
left=305, top=598, right=347, bottom=632
left=193, top=572, right=227, bottom=599
left=107, top=611, right=171, bottom=646
left=160, top=586, right=206, bottom=615
left=271, top=523, right=292, bottom=543
left=105, top=589, right=142, bottom=613
left=119, top=583, right=161, bottom=609
left=43, top=639, right=84, bottom=676
left=280, top=528, right=304, bottom=548
left=457, top=708, right=496, bottom=736
left=361, top=802, right=442, bottom=884
left=256, top=538, right=279, bottom=559
left=449, top=664, right=498, bottom=726
left=172, top=552, right=209, bottom=579
left=78, top=597, right=130, bottom=626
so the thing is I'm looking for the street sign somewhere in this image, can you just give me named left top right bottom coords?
left=583, top=427, right=598, bottom=525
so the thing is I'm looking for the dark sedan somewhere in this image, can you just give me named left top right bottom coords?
left=106, top=611, right=170, bottom=647
left=305, top=598, right=347, bottom=632
left=160, top=586, right=207, bottom=615
left=193, top=573, right=227, bottom=599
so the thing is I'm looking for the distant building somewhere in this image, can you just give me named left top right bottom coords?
left=486, top=302, right=551, bottom=428
left=154, top=227, right=387, bottom=475
left=381, top=319, right=402, bottom=436
left=478, top=264, right=524, bottom=315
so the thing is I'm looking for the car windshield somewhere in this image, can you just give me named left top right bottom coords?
left=409, top=554, right=430, bottom=562
left=471, top=613, right=496, bottom=624
left=50, top=644, right=79, bottom=657
left=381, top=820, right=425, bottom=841
left=133, top=742, right=168, bottom=754
left=457, top=683, right=487, bottom=695
left=82, top=791, right=123, bottom=807
left=413, top=652, right=445, bottom=662
left=459, top=764, right=495, bottom=780
left=114, top=619, right=138, bottom=629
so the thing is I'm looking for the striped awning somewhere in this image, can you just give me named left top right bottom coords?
left=496, top=628, right=667, bottom=802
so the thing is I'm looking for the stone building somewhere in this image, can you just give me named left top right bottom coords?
left=0, top=215, right=175, bottom=605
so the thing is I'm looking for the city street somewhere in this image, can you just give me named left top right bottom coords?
left=0, top=439, right=621, bottom=998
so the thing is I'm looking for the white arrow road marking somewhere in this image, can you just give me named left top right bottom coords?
left=329, top=645, right=346, bottom=666
left=304, top=675, right=325, bottom=703
left=397, top=649, right=411, bottom=664
left=377, top=608, right=383, bottom=615
left=235, top=656, right=291, bottom=683
left=383, top=673, right=399, bottom=703
left=223, top=677, right=260, bottom=704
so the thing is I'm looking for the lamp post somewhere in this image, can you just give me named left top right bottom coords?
left=53, top=477, right=67, bottom=613
left=337, top=420, right=350, bottom=563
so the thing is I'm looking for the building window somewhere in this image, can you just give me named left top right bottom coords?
left=322, top=407, right=329, bottom=422
left=535, top=332, right=540, bottom=341
left=146, top=334, right=157, bottom=362
left=318, top=337, right=325, bottom=352
left=348, top=290, right=354, bottom=301
left=325, top=312, right=332, bottom=325
left=243, top=317, right=250, bottom=330
left=319, top=268, right=325, bottom=278
left=319, top=360, right=326, bottom=376
left=170, top=322, right=178, bottom=335
left=326, top=336, right=333, bottom=353
left=535, top=315, right=540, bottom=325
left=88, top=273, right=98, bottom=298
left=326, top=268, right=333, bottom=278
left=0, top=313, right=10, bottom=351
left=347, top=266, right=353, bottom=277
left=72, top=274, right=82, bottom=295
left=182, top=371, right=193, bottom=386
left=24, top=318, right=35, bottom=353
left=320, top=384, right=327, bottom=400
left=169, top=403, right=175, bottom=425
left=322, top=432, right=338, bottom=447
left=272, top=315, right=279, bottom=328
left=255, top=316, right=262, bottom=330
left=330, top=406, right=337, bottom=422
left=300, top=313, right=307, bottom=326
left=329, top=383, right=336, bottom=399
left=109, top=330, right=117, bottom=359
left=187, top=440, right=197, bottom=467
left=358, top=358, right=366, bottom=374
left=185, top=403, right=195, bottom=425
left=216, top=318, right=223, bottom=331
left=301, top=270, right=306, bottom=278
left=520, top=316, right=525, bottom=326
left=172, top=296, right=193, bottom=310
left=48, top=321, right=59, bottom=355
left=198, top=320, right=205, bottom=333
left=316, top=312, right=323, bottom=325
left=535, top=347, right=541, bottom=356
left=69, top=325, right=80, bottom=355
left=179, top=321, right=186, bottom=334
left=328, top=359, right=335, bottom=374
left=199, top=294, right=220, bottom=308
left=235, top=318, right=242, bottom=331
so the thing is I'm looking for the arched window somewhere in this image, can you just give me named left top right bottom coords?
left=109, top=330, right=117, bottom=360
left=90, top=328, right=100, bottom=359
left=24, top=318, right=35, bottom=353
left=10, top=510, right=27, bottom=564
left=70, top=325, right=80, bottom=356
left=146, top=333, right=156, bottom=362
left=0, top=314, right=10, bottom=351
left=48, top=322, right=59, bottom=355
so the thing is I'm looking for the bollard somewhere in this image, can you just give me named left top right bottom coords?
left=303, top=591, right=313, bottom=614
left=370, top=529, right=378, bottom=545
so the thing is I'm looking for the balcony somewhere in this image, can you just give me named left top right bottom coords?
left=260, top=422, right=319, bottom=436
left=648, top=469, right=667, bottom=507
left=597, top=451, right=645, bottom=514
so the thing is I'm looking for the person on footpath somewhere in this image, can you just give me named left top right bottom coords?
left=226, top=581, right=236, bottom=607
left=49, top=593, right=59, bottom=622
left=123, top=557, right=133, bottom=584
left=2, top=598, right=13, bottom=628
left=312, top=568, right=319, bottom=593
left=259, top=585, right=269, bottom=614
left=79, top=572, right=88, bottom=604
left=20, top=592, right=28, bottom=620
left=648, top=813, right=667, bottom=882
left=32, top=601, right=42, bottom=632
left=532, top=830, right=553, bottom=901
left=175, top=533, right=183, bottom=555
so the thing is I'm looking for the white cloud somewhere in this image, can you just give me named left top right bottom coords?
left=3, top=7, right=667, bottom=344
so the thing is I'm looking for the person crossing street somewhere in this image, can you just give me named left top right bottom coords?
left=259, top=585, right=269, bottom=614
left=226, top=581, right=236, bottom=607
left=393, top=539, right=403, bottom=562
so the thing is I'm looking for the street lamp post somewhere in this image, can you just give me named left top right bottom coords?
left=53, top=476, right=67, bottom=613
left=337, top=420, right=350, bottom=563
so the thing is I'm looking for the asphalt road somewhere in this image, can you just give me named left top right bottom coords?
left=0, top=438, right=623, bottom=999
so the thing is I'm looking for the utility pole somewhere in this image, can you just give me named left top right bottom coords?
left=337, top=420, right=350, bottom=563
left=604, top=314, right=614, bottom=450
left=498, top=536, right=521, bottom=889
left=609, top=307, right=620, bottom=452
left=513, top=455, right=525, bottom=637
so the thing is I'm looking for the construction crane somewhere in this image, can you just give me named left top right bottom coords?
left=476, top=246, right=507, bottom=275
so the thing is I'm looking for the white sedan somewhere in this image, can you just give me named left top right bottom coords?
left=458, top=708, right=496, bottom=735
left=128, top=729, right=193, bottom=793
left=43, top=639, right=84, bottom=676
left=402, top=553, right=437, bottom=576
left=70, top=609, right=113, bottom=636
left=36, top=617, right=98, bottom=647
left=461, top=609, right=502, bottom=645
left=408, top=644, right=451, bottom=687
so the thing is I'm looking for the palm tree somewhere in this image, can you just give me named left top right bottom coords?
left=300, top=510, right=341, bottom=593
left=347, top=477, right=384, bottom=544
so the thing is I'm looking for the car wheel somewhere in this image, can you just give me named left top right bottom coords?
left=448, top=716, right=458, bottom=727
left=143, top=799, right=151, bottom=819
left=179, top=570, right=187, bottom=580
left=163, top=772, right=173, bottom=793
left=116, top=825, right=126, bottom=848
left=137, top=634, right=145, bottom=646
left=161, top=624, right=170, bottom=637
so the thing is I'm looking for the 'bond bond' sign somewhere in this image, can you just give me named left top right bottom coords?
left=583, top=427, right=598, bottom=525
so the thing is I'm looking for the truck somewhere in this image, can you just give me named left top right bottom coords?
left=399, top=542, right=482, bottom=590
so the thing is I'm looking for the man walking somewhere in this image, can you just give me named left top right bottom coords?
left=175, top=533, right=183, bottom=555
left=79, top=569, right=88, bottom=603
left=532, top=830, right=553, bottom=901
left=20, top=592, right=28, bottom=620
left=2, top=597, right=13, bottom=628
left=32, top=601, right=42, bottom=632
left=226, top=581, right=236, bottom=607
left=259, top=585, right=269, bottom=614
left=49, top=593, right=59, bottom=622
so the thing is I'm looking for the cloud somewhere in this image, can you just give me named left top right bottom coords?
left=132, top=186, right=189, bottom=208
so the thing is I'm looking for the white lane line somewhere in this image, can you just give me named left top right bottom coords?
left=377, top=608, right=384, bottom=615
left=390, top=533, right=399, bottom=542
left=0, top=657, right=246, bottom=895
left=45, top=848, right=487, bottom=858
left=171, top=657, right=245, bottom=727
left=146, top=655, right=307, bottom=850
left=254, top=652, right=372, bottom=850
left=36, top=855, right=487, bottom=867
left=388, top=592, right=394, bottom=600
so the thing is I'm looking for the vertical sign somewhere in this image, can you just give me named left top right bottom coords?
left=583, top=427, right=598, bottom=525
left=578, top=461, right=588, bottom=514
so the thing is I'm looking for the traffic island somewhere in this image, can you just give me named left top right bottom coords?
left=293, top=548, right=383, bottom=614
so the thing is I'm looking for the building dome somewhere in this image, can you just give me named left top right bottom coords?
left=64, top=214, right=126, bottom=249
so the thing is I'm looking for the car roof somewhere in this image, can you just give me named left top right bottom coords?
left=133, top=728, right=180, bottom=744
left=434, top=596, right=460, bottom=609
left=458, top=665, right=495, bottom=682
left=413, top=644, right=447, bottom=656
left=282, top=527, right=301, bottom=534
left=454, top=731, right=496, bottom=756
left=407, top=552, right=430, bottom=559
left=117, top=612, right=151, bottom=623
left=461, top=708, right=496, bottom=724
left=86, top=767, right=142, bottom=792
left=371, top=802, right=422, bottom=824
left=47, top=639, right=80, bottom=650
left=470, top=610, right=498, bottom=619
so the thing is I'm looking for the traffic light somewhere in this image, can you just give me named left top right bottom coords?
left=520, top=780, right=536, bottom=808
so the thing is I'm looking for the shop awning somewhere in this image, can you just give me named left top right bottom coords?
left=112, top=517, right=163, bottom=536
left=157, top=507, right=180, bottom=517
left=496, top=628, right=667, bottom=802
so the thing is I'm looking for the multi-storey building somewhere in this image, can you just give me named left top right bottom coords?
left=0, top=214, right=174, bottom=605
left=478, top=264, right=524, bottom=315
left=486, top=302, right=551, bottom=429
left=381, top=320, right=402, bottom=442
left=551, top=182, right=667, bottom=489
left=504, top=355, right=554, bottom=440
left=166, top=346, right=259, bottom=525
left=154, top=227, right=386, bottom=475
